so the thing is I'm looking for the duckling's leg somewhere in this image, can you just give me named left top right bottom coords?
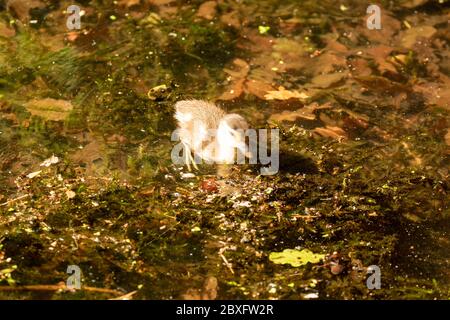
left=182, top=142, right=199, bottom=171
left=188, top=150, right=199, bottom=170
left=182, top=142, right=192, bottom=171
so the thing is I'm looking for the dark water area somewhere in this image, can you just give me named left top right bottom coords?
left=0, top=0, right=449, bottom=299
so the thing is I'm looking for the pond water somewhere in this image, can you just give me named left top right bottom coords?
left=0, top=0, right=449, bottom=299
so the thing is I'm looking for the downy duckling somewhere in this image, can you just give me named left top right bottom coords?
left=174, top=99, right=250, bottom=171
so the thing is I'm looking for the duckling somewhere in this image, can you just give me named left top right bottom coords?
left=174, top=99, right=249, bottom=171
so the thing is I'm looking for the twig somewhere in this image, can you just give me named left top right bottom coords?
left=0, top=194, right=30, bottom=207
left=109, top=290, right=138, bottom=300
left=218, top=249, right=234, bottom=275
left=0, top=284, right=124, bottom=296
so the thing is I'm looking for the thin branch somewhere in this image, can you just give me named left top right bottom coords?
left=0, top=284, right=124, bottom=296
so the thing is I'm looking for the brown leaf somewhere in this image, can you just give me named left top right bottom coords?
left=117, top=0, right=140, bottom=8
left=401, top=25, right=437, bottom=49
left=0, top=21, right=16, bottom=38
left=201, top=276, right=218, bottom=300
left=70, top=139, right=104, bottom=167
left=309, top=51, right=347, bottom=75
left=223, top=58, right=249, bottom=78
left=6, top=0, right=45, bottom=21
left=445, top=129, right=450, bottom=146
left=181, top=276, right=218, bottom=300
left=220, top=11, right=240, bottom=28
left=364, top=45, right=397, bottom=74
left=269, top=102, right=332, bottom=122
left=264, top=86, right=309, bottom=101
left=310, top=72, right=346, bottom=89
left=313, top=126, right=347, bottom=140
left=197, top=1, right=217, bottom=20
left=354, top=75, right=411, bottom=95
left=414, top=75, right=450, bottom=110
left=400, top=0, right=430, bottom=8
left=349, top=57, right=372, bottom=77
left=149, top=0, right=175, bottom=5
left=219, top=58, right=249, bottom=100
left=24, top=98, right=73, bottom=121
left=244, top=79, right=274, bottom=100
left=360, top=12, right=401, bottom=45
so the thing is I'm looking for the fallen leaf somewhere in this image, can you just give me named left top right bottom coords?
left=269, top=102, right=332, bottom=122
left=197, top=1, right=217, bottom=20
left=360, top=11, right=401, bottom=45
left=201, top=276, right=218, bottom=300
left=310, top=72, right=346, bottom=88
left=413, top=76, right=450, bottom=110
left=6, top=0, right=45, bottom=21
left=269, top=249, right=325, bottom=267
left=117, top=0, right=140, bottom=8
left=445, top=129, right=450, bottom=146
left=400, top=0, right=430, bottom=9
left=182, top=276, right=218, bottom=300
left=401, top=25, right=437, bottom=49
left=364, top=45, right=397, bottom=74
left=0, top=21, right=16, bottom=38
left=258, top=25, right=270, bottom=34
left=313, top=126, right=347, bottom=140
left=70, top=138, right=105, bottom=175
left=219, top=59, right=249, bottom=100
left=244, top=79, right=275, bottom=100
left=220, top=11, right=240, bottom=28
left=264, top=86, right=309, bottom=101
left=24, top=98, right=73, bottom=121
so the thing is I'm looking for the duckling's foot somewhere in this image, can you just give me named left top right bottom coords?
left=183, top=144, right=199, bottom=171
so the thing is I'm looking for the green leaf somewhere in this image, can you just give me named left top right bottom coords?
left=269, top=249, right=325, bottom=267
left=258, top=26, right=270, bottom=34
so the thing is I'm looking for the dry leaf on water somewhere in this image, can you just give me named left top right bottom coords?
left=269, top=102, right=332, bottom=122
left=313, top=126, right=347, bottom=140
left=181, top=276, right=218, bottom=300
left=445, top=129, right=450, bottom=146
left=360, top=12, right=401, bottom=45
left=400, top=25, right=437, bottom=49
left=0, top=21, right=15, bottom=38
left=24, top=98, right=73, bottom=121
left=363, top=45, right=397, bottom=74
left=6, top=0, right=45, bottom=21
left=219, top=58, right=249, bottom=100
left=117, top=0, right=140, bottom=8
left=413, top=75, right=450, bottom=110
left=310, top=72, right=346, bottom=89
left=197, top=1, right=217, bottom=20
left=264, top=86, right=309, bottom=101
